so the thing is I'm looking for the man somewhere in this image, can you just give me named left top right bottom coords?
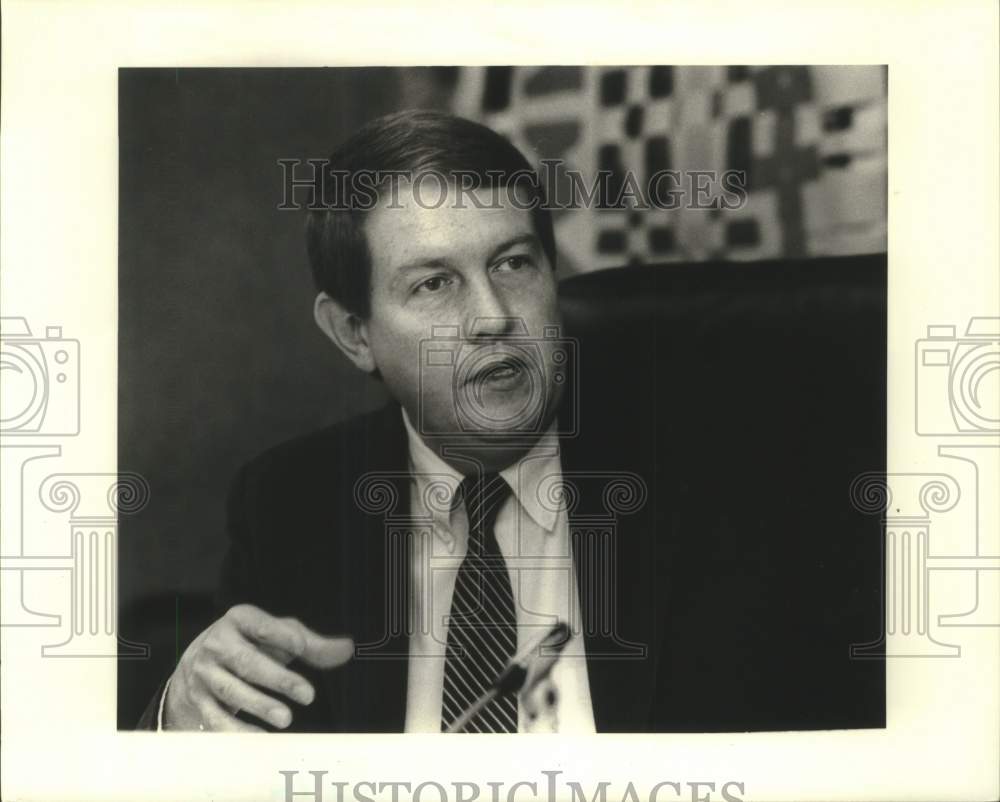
left=140, top=109, right=884, bottom=733
left=143, top=109, right=637, bottom=733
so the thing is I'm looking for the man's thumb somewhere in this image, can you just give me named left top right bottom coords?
left=300, top=630, right=354, bottom=669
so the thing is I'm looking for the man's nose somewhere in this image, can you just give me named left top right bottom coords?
left=464, top=277, right=521, bottom=339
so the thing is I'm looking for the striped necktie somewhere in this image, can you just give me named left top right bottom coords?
left=441, top=472, right=518, bottom=732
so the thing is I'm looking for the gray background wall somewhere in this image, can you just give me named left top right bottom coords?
left=118, top=69, right=459, bottom=615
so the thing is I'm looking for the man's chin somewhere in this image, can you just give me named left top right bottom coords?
left=427, top=423, right=547, bottom=443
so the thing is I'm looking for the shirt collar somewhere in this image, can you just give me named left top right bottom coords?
left=400, top=408, right=563, bottom=533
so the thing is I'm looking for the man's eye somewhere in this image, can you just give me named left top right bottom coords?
left=415, top=276, right=451, bottom=294
left=495, top=255, right=534, bottom=272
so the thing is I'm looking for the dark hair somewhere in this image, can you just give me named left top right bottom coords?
left=304, top=109, right=556, bottom=318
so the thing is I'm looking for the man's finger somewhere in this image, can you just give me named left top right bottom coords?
left=202, top=664, right=294, bottom=730
left=226, top=605, right=308, bottom=659
left=195, top=694, right=264, bottom=733
left=260, top=642, right=295, bottom=666
left=225, top=605, right=353, bottom=671
left=294, top=623, right=354, bottom=670
left=221, top=639, right=315, bottom=707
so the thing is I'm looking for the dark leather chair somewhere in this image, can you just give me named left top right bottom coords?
left=559, top=252, right=886, bottom=730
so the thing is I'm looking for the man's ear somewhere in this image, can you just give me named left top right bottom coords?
left=313, top=292, right=377, bottom=374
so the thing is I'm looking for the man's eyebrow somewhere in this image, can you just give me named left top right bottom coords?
left=388, top=258, right=451, bottom=291
left=392, top=257, right=450, bottom=275
left=486, top=233, right=541, bottom=264
left=389, top=233, right=542, bottom=285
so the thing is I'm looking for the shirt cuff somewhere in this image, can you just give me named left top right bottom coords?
left=156, top=676, right=173, bottom=731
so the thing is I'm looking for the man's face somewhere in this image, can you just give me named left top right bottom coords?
left=362, top=180, right=562, bottom=455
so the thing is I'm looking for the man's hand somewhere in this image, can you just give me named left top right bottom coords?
left=163, top=604, right=354, bottom=732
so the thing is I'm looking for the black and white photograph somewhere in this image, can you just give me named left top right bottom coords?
left=116, top=65, right=888, bottom=735
left=2, top=3, right=997, bottom=802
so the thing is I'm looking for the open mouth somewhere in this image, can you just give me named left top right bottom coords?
left=456, top=347, right=546, bottom=428
left=467, top=354, right=526, bottom=386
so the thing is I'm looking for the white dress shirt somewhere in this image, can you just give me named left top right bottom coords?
left=401, top=409, right=595, bottom=733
